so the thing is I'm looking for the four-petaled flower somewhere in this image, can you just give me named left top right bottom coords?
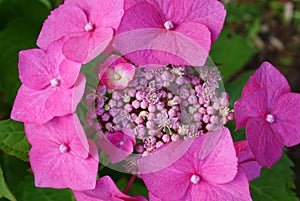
left=11, top=39, right=85, bottom=125
left=37, top=0, right=124, bottom=63
left=25, top=114, right=99, bottom=190
left=234, top=62, right=300, bottom=167
left=139, top=128, right=252, bottom=201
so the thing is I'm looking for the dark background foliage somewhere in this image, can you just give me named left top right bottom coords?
left=0, top=0, right=299, bottom=200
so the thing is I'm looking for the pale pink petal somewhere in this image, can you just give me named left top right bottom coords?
left=10, top=85, right=53, bottom=124
left=144, top=0, right=226, bottom=43
left=37, top=4, right=87, bottom=49
left=73, top=176, right=147, bottom=201
left=141, top=167, right=190, bottom=201
left=246, top=118, right=284, bottom=167
left=63, top=28, right=113, bottom=63
left=18, top=49, right=50, bottom=90
left=98, top=129, right=135, bottom=163
left=234, top=89, right=268, bottom=130
left=59, top=57, right=82, bottom=88
left=272, top=92, right=300, bottom=147
left=193, top=169, right=251, bottom=201
left=199, top=128, right=238, bottom=184
left=234, top=140, right=261, bottom=181
left=125, top=0, right=145, bottom=10
left=242, top=62, right=290, bottom=106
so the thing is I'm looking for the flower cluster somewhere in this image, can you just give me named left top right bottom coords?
left=10, top=0, right=300, bottom=200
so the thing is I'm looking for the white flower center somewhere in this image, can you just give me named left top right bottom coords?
left=114, top=73, right=122, bottom=80
left=119, top=141, right=124, bottom=146
left=190, top=174, right=201, bottom=184
left=266, top=114, right=275, bottom=123
left=50, top=78, right=60, bottom=87
left=85, top=22, right=94, bottom=32
left=59, top=144, right=69, bottom=153
left=164, top=20, right=174, bottom=30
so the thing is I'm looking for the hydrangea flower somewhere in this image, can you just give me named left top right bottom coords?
left=234, top=62, right=300, bottom=167
left=73, top=176, right=147, bottom=201
left=11, top=39, right=85, bottom=125
left=234, top=140, right=261, bottom=181
left=100, top=55, right=136, bottom=89
left=25, top=114, right=99, bottom=190
left=139, top=128, right=252, bottom=201
left=98, top=128, right=136, bottom=164
left=114, top=0, right=226, bottom=67
left=37, top=0, right=124, bottom=63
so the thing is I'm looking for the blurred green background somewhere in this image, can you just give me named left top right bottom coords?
left=0, top=0, right=299, bottom=200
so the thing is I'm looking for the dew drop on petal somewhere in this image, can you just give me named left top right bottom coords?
left=190, top=174, right=201, bottom=184
left=59, top=144, right=69, bottom=153
left=164, top=20, right=174, bottom=30
left=85, top=22, right=94, bottom=32
left=266, top=114, right=275, bottom=123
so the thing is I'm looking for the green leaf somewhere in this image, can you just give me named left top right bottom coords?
left=0, top=0, right=50, bottom=105
left=250, top=153, right=298, bottom=201
left=210, top=29, right=258, bottom=81
left=0, top=164, right=16, bottom=201
left=19, top=174, right=74, bottom=201
left=0, top=119, right=30, bottom=161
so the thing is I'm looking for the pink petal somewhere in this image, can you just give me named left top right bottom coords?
left=199, top=128, right=238, bottom=184
left=62, top=28, right=114, bottom=63
left=193, top=169, right=251, bottom=201
left=242, top=62, right=290, bottom=106
left=234, top=140, right=261, bottom=181
left=65, top=0, right=124, bottom=29
left=18, top=49, right=50, bottom=90
left=145, top=0, right=226, bottom=43
left=246, top=118, right=284, bottom=167
left=234, top=89, right=268, bottom=130
left=25, top=115, right=97, bottom=190
left=45, top=74, right=86, bottom=117
left=272, top=92, right=300, bottom=147
left=125, top=0, right=145, bottom=10
left=73, top=176, right=147, bottom=201
left=11, top=85, right=53, bottom=124
left=37, top=4, right=87, bottom=50
left=97, top=129, right=136, bottom=164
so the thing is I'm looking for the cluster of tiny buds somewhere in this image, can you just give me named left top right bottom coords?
left=85, top=65, right=233, bottom=156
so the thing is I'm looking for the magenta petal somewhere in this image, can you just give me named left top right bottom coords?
left=37, top=4, right=87, bottom=49
left=193, top=169, right=251, bottom=201
left=59, top=58, right=82, bottom=88
left=11, top=85, right=53, bottom=124
left=242, top=62, right=290, bottom=106
left=73, top=176, right=147, bottom=201
left=272, top=92, right=300, bottom=147
left=63, top=28, right=113, bottom=63
left=246, top=118, right=284, bottom=167
left=234, top=140, right=261, bottom=181
left=234, top=89, right=268, bottom=130
left=18, top=49, right=50, bottom=90
left=200, top=128, right=238, bottom=184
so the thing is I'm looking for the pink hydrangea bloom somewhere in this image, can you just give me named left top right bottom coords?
left=25, top=114, right=99, bottom=190
left=139, top=128, right=252, bottom=201
left=234, top=140, right=262, bottom=181
left=100, top=55, right=135, bottom=89
left=11, top=39, right=85, bottom=125
left=37, top=0, right=124, bottom=63
left=98, top=128, right=136, bottom=163
left=234, top=62, right=300, bottom=167
left=114, top=0, right=226, bottom=67
left=73, top=176, right=147, bottom=201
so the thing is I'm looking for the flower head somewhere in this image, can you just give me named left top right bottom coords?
left=234, top=62, right=300, bottom=167
left=73, top=176, right=147, bottom=201
left=114, top=0, right=226, bottom=67
left=37, top=0, right=124, bottom=63
left=11, top=39, right=85, bottom=125
left=25, top=114, right=99, bottom=190
left=139, top=128, right=252, bottom=201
